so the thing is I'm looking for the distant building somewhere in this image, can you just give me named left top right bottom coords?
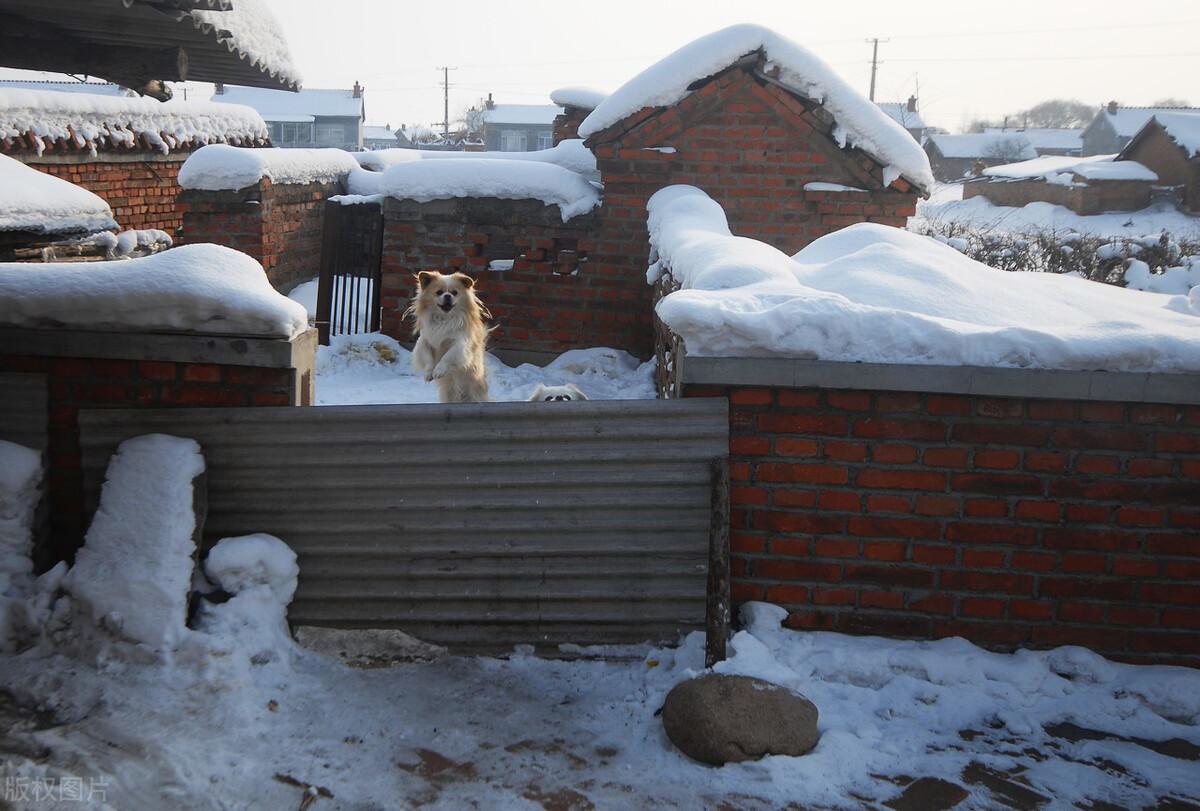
left=481, top=96, right=561, bottom=152
left=1081, top=102, right=1200, bottom=156
left=363, top=125, right=399, bottom=150
left=1117, top=112, right=1200, bottom=213
left=876, top=97, right=926, bottom=143
left=923, top=133, right=1037, bottom=181
left=984, top=127, right=1082, bottom=157
left=212, top=82, right=366, bottom=151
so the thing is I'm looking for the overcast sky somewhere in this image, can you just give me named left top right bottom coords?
left=4, top=0, right=1198, bottom=133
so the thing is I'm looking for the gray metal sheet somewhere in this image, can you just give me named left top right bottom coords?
left=0, top=373, right=48, bottom=451
left=79, top=399, right=728, bottom=651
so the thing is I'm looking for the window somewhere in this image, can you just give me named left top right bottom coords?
left=316, top=124, right=345, bottom=145
left=279, top=122, right=313, bottom=146
left=536, top=130, right=553, bottom=150
left=500, top=129, right=527, bottom=151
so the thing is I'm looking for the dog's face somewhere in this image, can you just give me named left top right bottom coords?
left=529, top=383, right=588, bottom=402
left=417, top=271, right=474, bottom=315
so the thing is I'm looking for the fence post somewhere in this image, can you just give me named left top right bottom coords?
left=706, top=455, right=730, bottom=667
left=314, top=200, right=341, bottom=345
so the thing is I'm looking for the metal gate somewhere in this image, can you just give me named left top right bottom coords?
left=315, top=199, right=383, bottom=343
left=79, top=399, right=730, bottom=654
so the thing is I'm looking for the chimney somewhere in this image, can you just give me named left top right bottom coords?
left=1107, top=100, right=1118, bottom=115
left=353, top=81, right=363, bottom=99
left=486, top=92, right=495, bottom=111
left=214, top=82, right=225, bottom=95
left=906, top=95, right=918, bottom=113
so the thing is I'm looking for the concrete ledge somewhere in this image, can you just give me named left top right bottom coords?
left=0, top=327, right=317, bottom=370
left=683, top=356, right=1200, bottom=405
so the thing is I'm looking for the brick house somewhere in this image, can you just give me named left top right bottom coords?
left=984, top=127, right=1083, bottom=157
left=1082, top=102, right=1200, bottom=156
left=924, top=133, right=1036, bottom=182
left=1117, top=112, right=1200, bottom=213
left=876, top=97, right=926, bottom=143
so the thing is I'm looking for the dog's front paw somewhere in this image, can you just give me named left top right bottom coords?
left=428, top=366, right=447, bottom=381
left=424, top=372, right=435, bottom=382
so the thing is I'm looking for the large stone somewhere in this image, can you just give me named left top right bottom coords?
left=661, top=673, right=819, bottom=765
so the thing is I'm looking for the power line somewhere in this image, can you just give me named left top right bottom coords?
left=886, top=50, right=1200, bottom=64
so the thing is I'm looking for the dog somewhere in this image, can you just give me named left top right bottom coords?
left=529, top=383, right=588, bottom=402
left=405, top=271, right=491, bottom=402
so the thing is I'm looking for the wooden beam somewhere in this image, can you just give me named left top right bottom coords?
left=705, top=456, right=731, bottom=668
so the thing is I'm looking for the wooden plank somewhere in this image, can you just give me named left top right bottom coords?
left=706, top=456, right=731, bottom=668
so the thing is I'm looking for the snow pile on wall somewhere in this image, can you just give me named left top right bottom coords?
left=0, top=243, right=309, bottom=338
left=0, top=153, right=117, bottom=234
left=984, top=154, right=1158, bottom=183
left=178, top=144, right=358, bottom=191
left=379, top=159, right=601, bottom=222
left=190, top=0, right=302, bottom=88
left=64, top=435, right=205, bottom=649
left=578, top=24, right=933, bottom=192
left=1125, top=257, right=1200, bottom=296
left=550, top=86, right=608, bottom=110
left=0, top=88, right=268, bottom=156
left=649, top=185, right=1200, bottom=372
left=205, top=533, right=299, bottom=604
left=0, top=441, right=41, bottom=651
left=356, top=138, right=598, bottom=178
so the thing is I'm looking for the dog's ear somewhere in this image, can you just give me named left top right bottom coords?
left=453, top=273, right=475, bottom=289
left=566, top=383, right=589, bottom=401
left=417, top=271, right=437, bottom=288
left=528, top=384, right=546, bottom=402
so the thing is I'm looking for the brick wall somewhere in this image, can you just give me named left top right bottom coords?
left=553, top=107, right=587, bottom=145
left=0, top=332, right=314, bottom=567
left=22, top=154, right=186, bottom=233
left=180, top=178, right=341, bottom=293
left=379, top=197, right=648, bottom=357
left=686, top=383, right=1200, bottom=667
left=964, top=177, right=1153, bottom=215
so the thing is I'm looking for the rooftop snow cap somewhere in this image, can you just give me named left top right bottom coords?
left=578, top=23, right=934, bottom=194
left=550, top=86, right=608, bottom=111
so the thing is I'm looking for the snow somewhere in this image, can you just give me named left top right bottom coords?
left=984, top=126, right=1083, bottom=153
left=0, top=441, right=41, bottom=652
left=0, top=88, right=268, bottom=156
left=190, top=0, right=302, bottom=87
left=927, top=132, right=1038, bottom=161
left=378, top=159, right=601, bottom=221
left=983, top=154, right=1158, bottom=183
left=178, top=144, right=358, bottom=191
left=204, top=534, right=299, bottom=605
left=362, top=124, right=397, bottom=142
left=1153, top=111, right=1200, bottom=157
left=1125, top=257, right=1200, bottom=296
left=0, top=243, right=309, bottom=338
left=0, top=79, right=131, bottom=97
left=0, top=153, right=116, bottom=234
left=211, top=86, right=364, bottom=120
left=579, top=24, right=933, bottom=192
left=1098, top=106, right=1200, bottom=139
left=314, top=334, right=654, bottom=405
left=649, top=185, right=1200, bottom=372
left=355, top=138, right=598, bottom=178
left=480, top=103, right=562, bottom=126
left=286, top=274, right=376, bottom=327
left=804, top=181, right=867, bottom=193
left=550, top=86, right=608, bottom=110
left=875, top=102, right=926, bottom=131
left=62, top=434, right=205, bottom=649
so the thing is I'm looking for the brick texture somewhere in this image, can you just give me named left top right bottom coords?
left=27, top=156, right=186, bottom=232
left=692, top=384, right=1200, bottom=667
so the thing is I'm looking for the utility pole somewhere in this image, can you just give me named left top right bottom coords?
left=437, top=66, right=457, bottom=139
left=865, top=38, right=889, bottom=102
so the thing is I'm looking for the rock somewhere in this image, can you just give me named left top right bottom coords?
left=661, top=673, right=819, bottom=765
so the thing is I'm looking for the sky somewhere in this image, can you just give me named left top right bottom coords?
left=2, top=0, right=1197, bottom=133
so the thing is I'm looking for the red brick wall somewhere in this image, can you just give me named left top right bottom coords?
left=380, top=198, right=646, bottom=356
left=0, top=354, right=304, bottom=567
left=26, top=156, right=186, bottom=233
left=687, top=384, right=1200, bottom=667
left=180, top=179, right=341, bottom=293
left=964, top=178, right=1152, bottom=215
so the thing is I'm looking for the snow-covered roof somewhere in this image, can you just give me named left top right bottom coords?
left=0, top=153, right=117, bottom=235
left=1151, top=112, right=1200, bottom=158
left=188, top=0, right=302, bottom=89
left=578, top=24, right=933, bottom=193
left=876, top=103, right=926, bottom=131
left=983, top=154, right=1157, bottom=183
left=212, top=87, right=365, bottom=120
left=985, top=127, right=1082, bottom=152
left=0, top=80, right=132, bottom=97
left=0, top=243, right=308, bottom=338
left=377, top=159, right=600, bottom=222
left=363, top=125, right=398, bottom=141
left=647, top=185, right=1200, bottom=372
left=178, top=145, right=359, bottom=191
left=927, top=133, right=1037, bottom=161
left=550, top=87, right=608, bottom=111
left=1093, top=106, right=1200, bottom=139
left=0, top=88, right=268, bottom=157
left=481, top=104, right=562, bottom=126
left=354, top=139, right=597, bottom=178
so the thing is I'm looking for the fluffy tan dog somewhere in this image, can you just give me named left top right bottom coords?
left=405, top=271, right=491, bottom=402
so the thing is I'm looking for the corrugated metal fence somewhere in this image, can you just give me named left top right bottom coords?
left=0, top=372, right=48, bottom=451
left=79, top=399, right=729, bottom=652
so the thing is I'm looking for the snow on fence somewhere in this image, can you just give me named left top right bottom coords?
left=78, top=399, right=730, bottom=653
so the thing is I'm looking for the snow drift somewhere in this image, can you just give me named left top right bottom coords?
left=0, top=153, right=117, bottom=234
left=179, top=144, right=358, bottom=191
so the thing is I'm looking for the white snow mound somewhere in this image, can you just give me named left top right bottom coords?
left=0, top=440, right=43, bottom=652
left=550, top=86, right=608, bottom=110
left=649, top=185, right=1200, bottom=372
left=205, top=534, right=299, bottom=604
left=357, top=139, right=597, bottom=178
left=0, top=243, right=309, bottom=338
left=579, top=23, right=933, bottom=192
left=64, top=434, right=205, bottom=648
left=179, top=144, right=358, bottom=191
left=190, top=0, right=302, bottom=87
left=379, top=159, right=601, bottom=221
left=0, top=153, right=117, bottom=234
